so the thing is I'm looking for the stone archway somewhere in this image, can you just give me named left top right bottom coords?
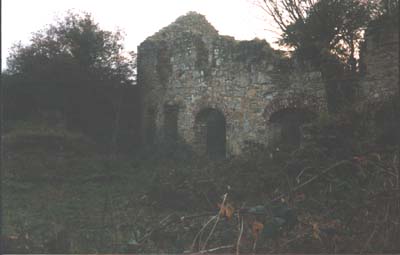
left=263, top=94, right=323, bottom=148
left=269, top=108, right=315, bottom=148
left=194, top=108, right=226, bottom=159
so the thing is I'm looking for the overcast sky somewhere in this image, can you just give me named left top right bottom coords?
left=1, top=0, right=280, bottom=70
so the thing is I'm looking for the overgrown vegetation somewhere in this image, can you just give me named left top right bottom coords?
left=2, top=1, right=399, bottom=253
left=258, top=0, right=398, bottom=112
left=2, top=11, right=140, bottom=150
left=2, top=95, right=399, bottom=253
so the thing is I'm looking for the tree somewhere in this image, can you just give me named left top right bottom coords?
left=7, top=11, right=135, bottom=83
left=5, top=11, right=138, bottom=148
left=259, top=0, right=372, bottom=71
left=259, top=0, right=375, bottom=111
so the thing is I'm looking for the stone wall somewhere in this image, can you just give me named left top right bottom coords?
left=138, top=12, right=327, bottom=156
left=360, top=24, right=399, bottom=102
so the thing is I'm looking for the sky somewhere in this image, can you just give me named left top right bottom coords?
left=1, top=0, right=281, bottom=70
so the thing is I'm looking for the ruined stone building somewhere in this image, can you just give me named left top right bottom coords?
left=360, top=21, right=399, bottom=103
left=359, top=20, right=399, bottom=146
left=138, top=12, right=398, bottom=158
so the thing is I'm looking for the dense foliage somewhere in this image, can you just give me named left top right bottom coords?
left=2, top=100, right=399, bottom=253
left=7, top=11, right=135, bottom=83
left=262, top=0, right=370, bottom=71
left=259, top=0, right=398, bottom=112
left=3, top=11, right=139, bottom=150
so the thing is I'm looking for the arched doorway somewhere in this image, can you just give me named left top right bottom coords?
left=144, top=108, right=156, bottom=145
left=194, top=108, right=226, bottom=159
left=374, top=99, right=399, bottom=146
left=163, top=105, right=179, bottom=143
left=269, top=108, right=315, bottom=148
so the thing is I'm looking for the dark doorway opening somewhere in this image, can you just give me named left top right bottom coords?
left=164, top=105, right=179, bottom=143
left=374, top=99, right=399, bottom=147
left=195, top=108, right=226, bottom=159
left=269, top=108, right=315, bottom=148
left=145, top=108, right=156, bottom=145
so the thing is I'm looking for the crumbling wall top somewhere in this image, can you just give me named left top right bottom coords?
left=147, top=12, right=219, bottom=42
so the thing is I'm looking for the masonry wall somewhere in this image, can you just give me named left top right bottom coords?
left=360, top=25, right=399, bottom=102
left=138, top=13, right=327, bottom=156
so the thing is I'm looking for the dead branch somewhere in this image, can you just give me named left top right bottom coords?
left=190, top=215, right=217, bottom=252
left=236, top=214, right=244, bottom=255
left=201, top=193, right=228, bottom=250
left=292, top=160, right=350, bottom=193
left=137, top=213, right=177, bottom=244
left=181, top=212, right=216, bottom=221
left=189, top=244, right=234, bottom=254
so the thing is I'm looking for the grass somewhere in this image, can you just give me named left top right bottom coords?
left=2, top=122, right=157, bottom=253
left=0, top=121, right=245, bottom=253
left=2, top=120, right=400, bottom=253
left=2, top=121, right=220, bottom=253
left=3, top=151, right=186, bottom=252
